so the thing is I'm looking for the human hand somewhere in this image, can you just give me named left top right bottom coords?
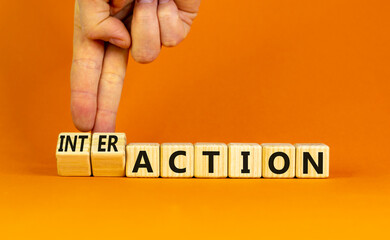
left=70, top=0, right=200, bottom=132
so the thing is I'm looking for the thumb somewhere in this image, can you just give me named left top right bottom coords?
left=78, top=0, right=131, bottom=49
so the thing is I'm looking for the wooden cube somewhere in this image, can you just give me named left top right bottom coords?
left=91, top=133, right=126, bottom=176
left=194, top=143, right=227, bottom=178
left=161, top=143, right=194, bottom=178
left=262, top=143, right=295, bottom=178
left=295, top=143, right=329, bottom=178
left=126, top=143, right=160, bottom=177
left=56, top=133, right=91, bottom=176
left=228, top=143, right=262, bottom=178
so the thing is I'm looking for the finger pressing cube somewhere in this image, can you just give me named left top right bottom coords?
left=91, top=133, right=126, bottom=177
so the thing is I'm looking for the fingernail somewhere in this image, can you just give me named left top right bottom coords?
left=159, top=0, right=170, bottom=3
left=136, top=0, right=154, bottom=3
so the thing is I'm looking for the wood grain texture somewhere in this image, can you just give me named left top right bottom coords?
left=126, top=143, right=160, bottom=177
left=262, top=143, right=295, bottom=178
left=194, top=143, right=227, bottom=178
left=91, top=133, right=126, bottom=177
left=56, top=132, right=91, bottom=176
left=228, top=143, right=262, bottom=178
left=295, top=143, right=329, bottom=178
left=161, top=143, right=194, bottom=178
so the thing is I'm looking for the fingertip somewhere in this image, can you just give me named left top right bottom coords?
left=71, top=114, right=95, bottom=132
left=71, top=95, right=97, bottom=132
left=74, top=123, right=93, bottom=132
left=131, top=48, right=160, bottom=63
left=107, top=17, right=131, bottom=48
left=157, top=0, right=186, bottom=47
left=131, top=0, right=160, bottom=63
left=109, top=37, right=131, bottom=49
left=161, top=34, right=184, bottom=47
left=84, top=16, right=131, bottom=49
left=92, top=110, right=117, bottom=133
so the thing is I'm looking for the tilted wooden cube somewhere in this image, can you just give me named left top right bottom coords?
left=91, top=133, right=126, bottom=176
left=194, top=143, right=227, bottom=178
left=262, top=143, right=295, bottom=178
left=161, top=143, right=194, bottom=178
left=126, top=143, right=160, bottom=177
left=295, top=143, right=329, bottom=178
left=228, top=143, right=262, bottom=178
left=56, top=132, right=91, bottom=176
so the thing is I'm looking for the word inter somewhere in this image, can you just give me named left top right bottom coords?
left=56, top=133, right=330, bottom=178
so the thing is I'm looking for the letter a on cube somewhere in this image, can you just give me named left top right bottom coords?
left=56, top=132, right=91, bottom=176
left=126, top=143, right=160, bottom=177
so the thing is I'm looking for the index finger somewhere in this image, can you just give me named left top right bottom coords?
left=71, top=0, right=104, bottom=131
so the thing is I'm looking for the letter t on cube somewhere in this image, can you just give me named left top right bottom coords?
left=195, top=143, right=227, bottom=178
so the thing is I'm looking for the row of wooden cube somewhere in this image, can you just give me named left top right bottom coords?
left=56, top=133, right=329, bottom=178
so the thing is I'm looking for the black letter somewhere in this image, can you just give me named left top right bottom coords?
left=132, top=151, right=153, bottom=173
left=58, top=135, right=65, bottom=152
left=98, top=135, right=107, bottom=152
left=241, top=151, right=250, bottom=174
left=269, top=152, right=290, bottom=174
left=203, top=151, right=220, bottom=173
left=108, top=135, right=118, bottom=152
left=303, top=152, right=323, bottom=174
left=65, top=135, right=77, bottom=152
left=169, top=151, right=186, bottom=173
left=78, top=135, right=88, bottom=152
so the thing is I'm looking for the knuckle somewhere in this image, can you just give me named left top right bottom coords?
left=100, top=72, right=125, bottom=85
left=71, top=90, right=97, bottom=99
left=162, top=35, right=184, bottom=47
left=162, top=30, right=185, bottom=47
left=157, top=7, right=172, bottom=19
left=133, top=11, right=156, bottom=23
left=97, top=107, right=117, bottom=116
left=82, top=25, right=96, bottom=39
left=162, top=39, right=178, bottom=47
left=72, top=58, right=102, bottom=71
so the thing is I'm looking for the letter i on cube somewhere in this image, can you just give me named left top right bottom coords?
left=56, top=133, right=92, bottom=176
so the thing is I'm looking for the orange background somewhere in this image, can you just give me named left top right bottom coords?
left=1, top=0, right=390, bottom=238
